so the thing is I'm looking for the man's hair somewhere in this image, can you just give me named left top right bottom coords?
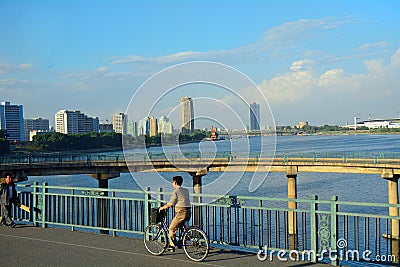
left=172, top=176, right=183, bottom=186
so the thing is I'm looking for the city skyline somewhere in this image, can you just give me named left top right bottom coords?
left=0, top=1, right=399, bottom=127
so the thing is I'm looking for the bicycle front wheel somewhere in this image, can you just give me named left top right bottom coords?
left=183, top=226, right=209, bottom=262
left=143, top=223, right=168, bottom=256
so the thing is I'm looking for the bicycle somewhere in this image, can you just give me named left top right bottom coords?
left=143, top=208, right=209, bottom=262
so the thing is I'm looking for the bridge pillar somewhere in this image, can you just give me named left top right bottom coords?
left=382, top=170, right=400, bottom=239
left=382, top=170, right=400, bottom=264
left=287, top=166, right=298, bottom=251
left=189, top=169, right=207, bottom=227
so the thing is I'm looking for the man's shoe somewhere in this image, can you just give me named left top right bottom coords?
left=10, top=223, right=16, bottom=228
left=166, top=245, right=176, bottom=252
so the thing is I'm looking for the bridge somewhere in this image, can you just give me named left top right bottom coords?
left=1, top=152, right=400, bottom=207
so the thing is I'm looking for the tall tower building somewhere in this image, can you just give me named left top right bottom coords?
left=180, top=96, right=194, bottom=132
left=250, top=102, right=260, bottom=131
left=0, top=101, right=24, bottom=141
left=112, top=113, right=127, bottom=134
left=149, top=117, right=158, bottom=137
left=127, top=121, right=138, bottom=137
left=55, top=110, right=99, bottom=134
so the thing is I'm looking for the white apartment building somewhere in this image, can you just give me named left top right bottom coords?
left=55, top=110, right=99, bottom=134
left=112, top=113, right=127, bottom=134
left=158, top=116, right=173, bottom=134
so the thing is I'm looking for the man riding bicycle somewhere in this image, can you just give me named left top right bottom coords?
left=159, top=176, right=191, bottom=251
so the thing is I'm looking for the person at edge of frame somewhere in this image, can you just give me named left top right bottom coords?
left=0, top=174, right=18, bottom=227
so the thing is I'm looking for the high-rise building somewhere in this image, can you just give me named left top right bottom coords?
left=149, top=117, right=158, bottom=137
left=158, top=116, right=173, bottom=134
left=180, top=96, right=194, bottom=132
left=0, top=101, right=24, bottom=141
left=138, top=117, right=150, bottom=136
left=55, top=110, right=99, bottom=134
left=127, top=121, right=138, bottom=137
left=112, top=113, right=127, bottom=134
left=250, top=102, right=260, bottom=131
left=24, top=118, right=50, bottom=141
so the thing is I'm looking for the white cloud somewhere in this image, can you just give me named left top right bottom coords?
left=105, top=71, right=131, bottom=77
left=111, top=51, right=207, bottom=65
left=290, top=59, right=313, bottom=72
left=96, top=66, right=107, bottom=72
left=0, top=79, right=17, bottom=85
left=390, top=48, right=400, bottom=66
left=319, top=69, right=345, bottom=86
left=245, top=47, right=400, bottom=109
left=363, top=59, right=384, bottom=73
left=0, top=63, right=33, bottom=74
left=111, top=17, right=355, bottom=66
left=260, top=60, right=316, bottom=103
left=262, top=17, right=356, bottom=44
left=356, top=41, right=390, bottom=51
left=18, top=63, right=33, bottom=69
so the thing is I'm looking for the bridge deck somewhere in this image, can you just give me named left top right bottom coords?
left=2, top=156, right=400, bottom=179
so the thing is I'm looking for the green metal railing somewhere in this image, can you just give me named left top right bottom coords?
left=13, top=183, right=400, bottom=266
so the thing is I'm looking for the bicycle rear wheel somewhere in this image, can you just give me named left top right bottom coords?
left=183, top=226, right=209, bottom=262
left=143, top=223, right=167, bottom=256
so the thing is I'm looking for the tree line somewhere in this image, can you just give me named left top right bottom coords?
left=29, top=130, right=209, bottom=152
left=31, top=132, right=122, bottom=151
left=123, top=130, right=209, bottom=148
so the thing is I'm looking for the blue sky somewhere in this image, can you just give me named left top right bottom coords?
left=1, top=0, right=399, bottom=128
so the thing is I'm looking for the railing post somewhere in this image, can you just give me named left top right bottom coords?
left=310, top=195, right=318, bottom=263
left=71, top=188, right=75, bottom=231
left=144, top=187, right=150, bottom=228
left=158, top=188, right=164, bottom=207
left=330, top=196, right=338, bottom=266
left=32, top=182, right=39, bottom=226
left=287, top=166, right=298, bottom=251
left=42, top=182, right=47, bottom=228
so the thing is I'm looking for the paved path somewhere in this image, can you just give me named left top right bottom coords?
left=0, top=223, right=328, bottom=267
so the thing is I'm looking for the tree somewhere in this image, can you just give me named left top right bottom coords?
left=0, top=130, right=7, bottom=139
left=0, top=138, right=9, bottom=155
